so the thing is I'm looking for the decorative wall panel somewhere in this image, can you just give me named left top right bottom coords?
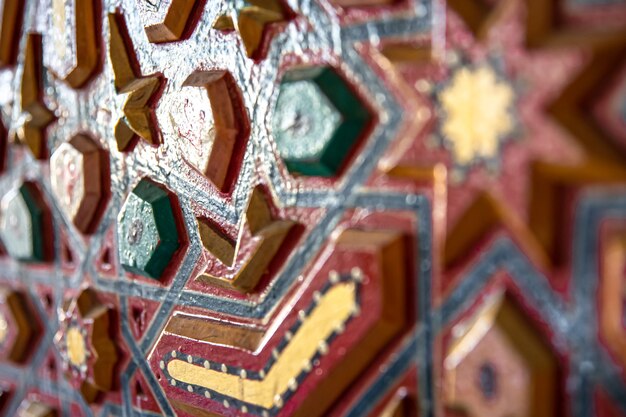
left=0, top=0, right=625, bottom=416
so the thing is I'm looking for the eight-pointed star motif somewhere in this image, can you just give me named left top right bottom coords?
left=55, top=288, right=119, bottom=403
left=439, top=65, right=515, bottom=165
left=108, top=12, right=164, bottom=152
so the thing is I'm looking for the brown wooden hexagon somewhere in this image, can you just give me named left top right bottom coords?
left=183, top=69, right=250, bottom=192
left=50, top=134, right=109, bottom=234
left=0, top=287, right=38, bottom=364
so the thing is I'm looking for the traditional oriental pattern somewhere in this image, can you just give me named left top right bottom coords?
left=0, top=0, right=624, bottom=416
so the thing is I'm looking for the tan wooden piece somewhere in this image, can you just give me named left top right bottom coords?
left=18, top=34, right=55, bottom=159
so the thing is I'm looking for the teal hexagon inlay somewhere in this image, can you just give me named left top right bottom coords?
left=0, top=182, right=52, bottom=263
left=118, top=179, right=182, bottom=280
left=272, top=66, right=372, bottom=177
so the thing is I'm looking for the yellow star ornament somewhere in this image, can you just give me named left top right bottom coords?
left=439, top=65, right=515, bottom=164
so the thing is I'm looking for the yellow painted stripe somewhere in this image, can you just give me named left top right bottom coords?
left=167, top=281, right=357, bottom=409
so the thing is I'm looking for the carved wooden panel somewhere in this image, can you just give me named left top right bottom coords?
left=0, top=0, right=625, bottom=416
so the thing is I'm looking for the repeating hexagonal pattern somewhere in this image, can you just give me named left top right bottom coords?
left=0, top=0, right=623, bottom=417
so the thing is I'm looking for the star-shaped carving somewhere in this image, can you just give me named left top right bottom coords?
left=526, top=0, right=626, bottom=50
left=440, top=189, right=549, bottom=270
left=527, top=160, right=626, bottom=266
left=108, top=12, right=164, bottom=152
left=55, top=287, right=119, bottom=403
left=213, top=0, right=292, bottom=60
left=15, top=33, right=56, bottom=160
left=549, top=47, right=626, bottom=166
left=447, top=0, right=626, bottom=55
left=439, top=65, right=515, bottom=165
left=391, top=160, right=626, bottom=279
left=196, top=185, right=295, bottom=293
left=378, top=2, right=626, bottom=291
left=447, top=0, right=512, bottom=41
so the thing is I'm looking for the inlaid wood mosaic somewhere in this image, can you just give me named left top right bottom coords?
left=0, top=0, right=625, bottom=416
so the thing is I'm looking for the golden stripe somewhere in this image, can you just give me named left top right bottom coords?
left=167, top=281, right=357, bottom=409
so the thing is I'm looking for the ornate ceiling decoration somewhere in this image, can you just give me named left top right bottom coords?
left=0, top=0, right=624, bottom=416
